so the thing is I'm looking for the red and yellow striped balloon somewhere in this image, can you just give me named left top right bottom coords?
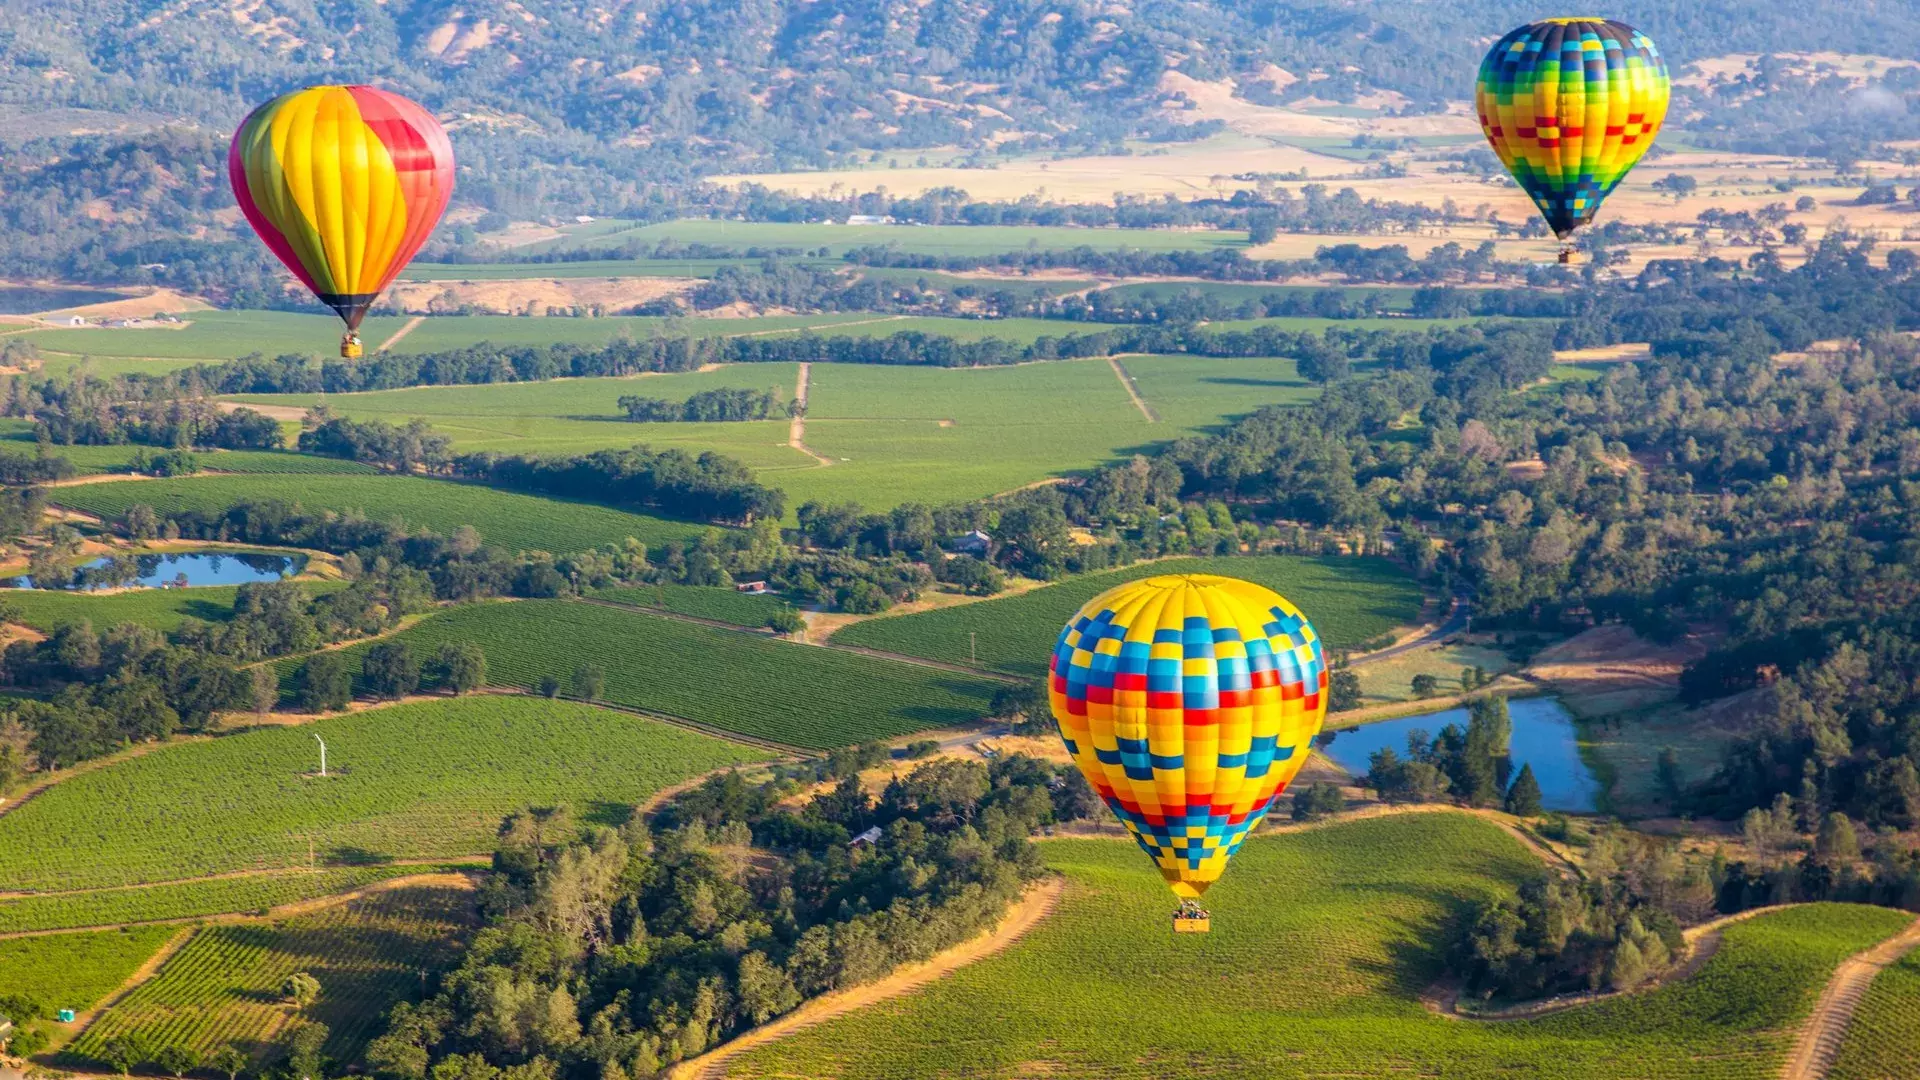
left=229, top=86, right=454, bottom=352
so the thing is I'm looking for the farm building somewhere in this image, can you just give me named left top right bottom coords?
left=947, top=530, right=991, bottom=556
left=849, top=826, right=883, bottom=848
left=734, top=580, right=770, bottom=594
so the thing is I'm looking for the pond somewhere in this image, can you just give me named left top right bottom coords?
left=1314, top=696, right=1601, bottom=812
left=5, top=551, right=308, bottom=591
left=0, top=285, right=130, bottom=315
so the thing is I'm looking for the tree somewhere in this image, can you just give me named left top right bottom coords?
left=1410, top=673, right=1439, bottom=698
left=281, top=971, right=321, bottom=1009
left=1328, top=667, right=1362, bottom=712
left=1655, top=747, right=1684, bottom=805
left=297, top=653, right=352, bottom=713
left=248, top=664, right=279, bottom=715
left=0, top=743, right=19, bottom=794
left=1814, top=811, right=1860, bottom=865
left=434, top=643, right=486, bottom=695
left=154, top=1045, right=199, bottom=1079
left=990, top=680, right=1049, bottom=734
left=282, top=1022, right=329, bottom=1080
left=765, top=605, right=806, bottom=636
left=537, top=675, right=562, bottom=698
left=1505, top=763, right=1543, bottom=817
left=208, top=1045, right=249, bottom=1080
left=101, top=1034, right=149, bottom=1078
left=735, top=950, right=801, bottom=1024
left=569, top=664, right=605, bottom=702
left=1290, top=781, right=1346, bottom=822
left=362, top=642, right=420, bottom=700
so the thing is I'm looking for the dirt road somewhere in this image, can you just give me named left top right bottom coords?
left=1780, top=914, right=1920, bottom=1080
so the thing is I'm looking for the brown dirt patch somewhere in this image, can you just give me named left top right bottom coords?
left=1523, top=624, right=1718, bottom=716
left=35, top=287, right=210, bottom=321
left=385, top=277, right=696, bottom=315
left=1555, top=343, right=1651, bottom=364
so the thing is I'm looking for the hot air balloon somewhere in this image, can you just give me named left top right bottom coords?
left=1475, top=18, right=1669, bottom=263
left=229, top=86, right=454, bottom=357
left=1048, top=574, right=1328, bottom=929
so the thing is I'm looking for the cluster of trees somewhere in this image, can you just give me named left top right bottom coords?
left=452, top=447, right=785, bottom=525
left=844, top=237, right=1535, bottom=286
left=24, top=375, right=284, bottom=452
left=300, top=415, right=453, bottom=473
left=619, top=388, right=780, bottom=423
left=365, top=753, right=1092, bottom=1077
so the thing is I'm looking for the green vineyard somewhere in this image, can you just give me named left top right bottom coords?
left=67, top=884, right=472, bottom=1068
left=830, top=555, right=1424, bottom=676
left=0, top=866, right=467, bottom=936
left=1830, top=947, right=1920, bottom=1080
left=0, top=696, right=766, bottom=891
left=296, top=599, right=1002, bottom=748
left=0, top=926, right=180, bottom=1016
left=724, top=815, right=1914, bottom=1080
left=50, top=473, right=709, bottom=554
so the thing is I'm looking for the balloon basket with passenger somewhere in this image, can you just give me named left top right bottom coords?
left=1172, top=899, right=1211, bottom=934
left=341, top=332, right=364, bottom=359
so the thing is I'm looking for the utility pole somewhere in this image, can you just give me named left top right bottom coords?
left=313, top=733, right=327, bottom=778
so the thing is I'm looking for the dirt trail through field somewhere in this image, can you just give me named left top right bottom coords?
left=1781, top=914, right=1920, bottom=1080
left=378, top=315, right=427, bottom=352
left=0, top=871, right=480, bottom=941
left=667, top=878, right=1064, bottom=1080
left=1107, top=355, right=1157, bottom=422
left=787, top=362, right=833, bottom=466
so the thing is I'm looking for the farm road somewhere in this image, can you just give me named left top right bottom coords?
left=1782, top=913, right=1920, bottom=1080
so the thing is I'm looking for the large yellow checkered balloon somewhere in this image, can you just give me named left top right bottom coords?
left=1048, top=575, right=1328, bottom=898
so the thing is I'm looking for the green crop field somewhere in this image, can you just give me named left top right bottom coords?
left=0, top=866, right=465, bottom=935
left=217, top=356, right=1326, bottom=513
left=0, top=926, right=179, bottom=1014
left=290, top=600, right=999, bottom=749
left=590, top=584, right=788, bottom=625
left=68, top=884, right=471, bottom=1069
left=383, top=312, right=886, bottom=354
left=831, top=555, right=1422, bottom=677
left=722, top=816, right=1914, bottom=1080
left=49, top=473, right=708, bottom=554
left=23, top=311, right=415, bottom=360
left=3, top=578, right=347, bottom=634
left=0, top=695, right=766, bottom=891
left=1830, top=948, right=1920, bottom=1080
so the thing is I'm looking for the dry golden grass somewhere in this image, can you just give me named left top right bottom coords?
left=385, top=277, right=695, bottom=315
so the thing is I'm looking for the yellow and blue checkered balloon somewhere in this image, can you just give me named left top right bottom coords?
left=1048, top=575, right=1327, bottom=898
left=1476, top=18, right=1669, bottom=239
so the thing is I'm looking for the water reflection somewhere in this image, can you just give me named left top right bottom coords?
left=4, top=552, right=307, bottom=591
left=1315, top=697, right=1600, bottom=812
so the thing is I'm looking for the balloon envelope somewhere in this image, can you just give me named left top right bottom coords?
left=1048, top=574, right=1328, bottom=898
left=1476, top=18, right=1669, bottom=239
left=229, top=85, right=454, bottom=332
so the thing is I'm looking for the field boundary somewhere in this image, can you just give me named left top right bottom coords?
left=1106, top=355, right=1157, bottom=422
left=377, top=315, right=427, bottom=352
left=57, top=925, right=197, bottom=1050
left=786, top=362, right=834, bottom=467
left=666, top=877, right=1064, bottom=1080
left=0, top=870, right=484, bottom=941
left=1781, top=914, right=1920, bottom=1080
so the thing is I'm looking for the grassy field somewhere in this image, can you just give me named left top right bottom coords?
left=67, top=884, right=471, bottom=1069
left=0, top=695, right=766, bottom=891
left=291, top=600, right=1001, bottom=749
left=383, top=312, right=886, bottom=354
left=831, top=556, right=1423, bottom=677
left=590, top=583, right=789, bottom=625
left=722, top=816, right=1913, bottom=1080
left=219, top=356, right=1324, bottom=512
left=22, top=311, right=416, bottom=360
left=1831, top=948, right=1920, bottom=1080
left=1352, top=641, right=1514, bottom=706
left=0, top=866, right=466, bottom=935
left=0, top=926, right=180, bottom=1013
left=49, top=473, right=709, bottom=554
left=3, top=578, right=348, bottom=633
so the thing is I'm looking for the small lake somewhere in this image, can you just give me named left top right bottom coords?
left=1315, top=697, right=1601, bottom=812
left=5, top=551, right=308, bottom=591
left=0, top=285, right=130, bottom=315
